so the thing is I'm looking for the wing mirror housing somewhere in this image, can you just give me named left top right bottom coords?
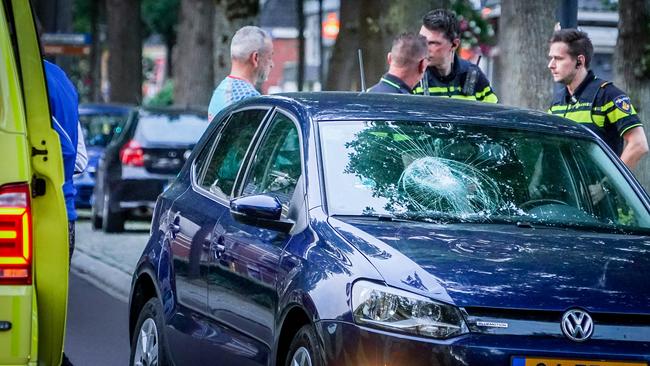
left=230, top=194, right=293, bottom=233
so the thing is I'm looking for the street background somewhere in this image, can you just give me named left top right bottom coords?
left=32, top=0, right=650, bottom=190
left=66, top=213, right=148, bottom=365
left=32, top=0, right=650, bottom=362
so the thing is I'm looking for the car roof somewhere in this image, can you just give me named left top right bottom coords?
left=241, top=92, right=593, bottom=138
left=137, top=106, right=207, bottom=116
left=79, top=103, right=133, bottom=115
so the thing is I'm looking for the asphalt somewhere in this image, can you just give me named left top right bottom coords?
left=70, top=212, right=150, bottom=302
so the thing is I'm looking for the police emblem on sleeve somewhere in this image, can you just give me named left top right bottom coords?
left=614, top=95, right=633, bottom=114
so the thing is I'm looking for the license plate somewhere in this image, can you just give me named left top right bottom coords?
left=512, top=356, right=647, bottom=366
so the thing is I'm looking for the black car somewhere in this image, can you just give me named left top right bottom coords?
left=92, top=107, right=209, bottom=232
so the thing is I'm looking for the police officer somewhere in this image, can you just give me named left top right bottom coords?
left=548, top=29, right=648, bottom=169
left=415, top=9, right=498, bottom=103
left=368, top=32, right=428, bottom=94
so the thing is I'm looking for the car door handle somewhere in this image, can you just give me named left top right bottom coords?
left=211, top=236, right=225, bottom=260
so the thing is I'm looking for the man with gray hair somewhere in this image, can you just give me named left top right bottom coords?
left=368, top=32, right=428, bottom=94
left=208, top=25, right=274, bottom=121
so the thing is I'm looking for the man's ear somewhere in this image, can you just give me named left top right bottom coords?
left=387, top=52, right=392, bottom=67
left=418, top=58, right=427, bottom=74
left=451, top=38, right=460, bottom=51
left=250, top=51, right=260, bottom=67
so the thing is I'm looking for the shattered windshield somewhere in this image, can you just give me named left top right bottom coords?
left=319, top=120, right=650, bottom=232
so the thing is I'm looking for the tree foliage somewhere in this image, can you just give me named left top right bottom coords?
left=141, top=0, right=180, bottom=45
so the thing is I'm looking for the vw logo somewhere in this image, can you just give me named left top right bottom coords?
left=561, top=309, right=594, bottom=342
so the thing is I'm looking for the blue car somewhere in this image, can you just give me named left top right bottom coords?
left=74, top=103, right=133, bottom=208
left=128, top=93, right=650, bottom=366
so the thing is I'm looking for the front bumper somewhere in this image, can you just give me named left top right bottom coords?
left=316, top=321, right=650, bottom=366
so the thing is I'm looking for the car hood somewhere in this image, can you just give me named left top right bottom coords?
left=330, top=217, right=650, bottom=313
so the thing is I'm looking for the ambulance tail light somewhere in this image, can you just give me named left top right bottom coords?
left=0, top=183, right=32, bottom=285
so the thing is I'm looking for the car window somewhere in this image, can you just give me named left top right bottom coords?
left=518, top=141, right=580, bottom=207
left=80, top=114, right=127, bottom=147
left=319, top=120, right=650, bottom=233
left=134, top=112, right=208, bottom=145
left=574, top=143, right=647, bottom=227
left=198, top=109, right=267, bottom=199
left=241, top=113, right=301, bottom=214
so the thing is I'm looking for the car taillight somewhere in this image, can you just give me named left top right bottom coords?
left=0, top=183, right=32, bottom=285
left=120, top=140, right=145, bottom=167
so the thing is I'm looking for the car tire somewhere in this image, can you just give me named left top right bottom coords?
left=130, top=298, right=171, bottom=366
left=285, top=324, right=324, bottom=366
left=102, top=189, right=125, bottom=233
left=90, top=206, right=102, bottom=230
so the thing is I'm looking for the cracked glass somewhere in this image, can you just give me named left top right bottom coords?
left=319, top=120, right=650, bottom=233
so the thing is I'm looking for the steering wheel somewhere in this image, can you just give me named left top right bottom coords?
left=519, top=198, right=569, bottom=210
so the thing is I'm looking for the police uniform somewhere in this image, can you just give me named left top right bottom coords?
left=548, top=70, right=642, bottom=155
left=413, top=54, right=498, bottom=103
left=368, top=73, right=413, bottom=94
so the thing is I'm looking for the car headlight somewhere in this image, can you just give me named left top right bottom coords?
left=351, top=280, right=468, bottom=339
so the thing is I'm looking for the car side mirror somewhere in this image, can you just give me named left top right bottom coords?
left=230, top=194, right=293, bottom=233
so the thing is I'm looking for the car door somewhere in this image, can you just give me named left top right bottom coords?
left=165, top=108, right=269, bottom=365
left=1, top=2, right=69, bottom=366
left=204, top=110, right=305, bottom=365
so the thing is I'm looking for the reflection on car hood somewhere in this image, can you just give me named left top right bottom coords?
left=330, top=217, right=650, bottom=313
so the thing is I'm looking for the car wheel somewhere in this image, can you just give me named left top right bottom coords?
left=285, top=325, right=323, bottom=366
left=102, top=189, right=125, bottom=233
left=130, top=298, right=171, bottom=366
left=90, top=204, right=102, bottom=230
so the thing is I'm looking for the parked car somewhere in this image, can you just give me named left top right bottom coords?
left=0, top=2, right=69, bottom=365
left=128, top=93, right=650, bottom=366
left=74, top=103, right=132, bottom=208
left=92, top=107, right=209, bottom=232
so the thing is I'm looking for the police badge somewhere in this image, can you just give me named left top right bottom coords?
left=614, top=95, right=632, bottom=114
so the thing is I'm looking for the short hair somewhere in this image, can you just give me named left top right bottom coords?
left=230, top=26, right=272, bottom=61
left=390, top=32, right=428, bottom=68
left=422, top=9, right=459, bottom=42
left=549, top=29, right=593, bottom=68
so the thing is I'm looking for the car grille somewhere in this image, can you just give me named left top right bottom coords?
left=462, top=306, right=650, bottom=341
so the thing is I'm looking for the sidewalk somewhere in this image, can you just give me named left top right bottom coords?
left=70, top=217, right=150, bottom=302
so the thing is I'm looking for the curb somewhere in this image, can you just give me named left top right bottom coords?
left=71, top=250, right=132, bottom=303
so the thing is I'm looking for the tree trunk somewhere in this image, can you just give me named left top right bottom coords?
left=107, top=0, right=142, bottom=104
left=90, top=0, right=105, bottom=102
left=325, top=0, right=447, bottom=91
left=357, top=0, right=391, bottom=90
left=615, top=0, right=650, bottom=188
left=324, top=0, right=360, bottom=90
left=297, top=0, right=305, bottom=91
left=173, top=0, right=215, bottom=108
left=494, top=0, right=557, bottom=109
left=212, top=0, right=260, bottom=88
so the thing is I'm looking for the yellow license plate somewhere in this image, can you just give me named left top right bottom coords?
left=512, top=356, right=647, bottom=366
